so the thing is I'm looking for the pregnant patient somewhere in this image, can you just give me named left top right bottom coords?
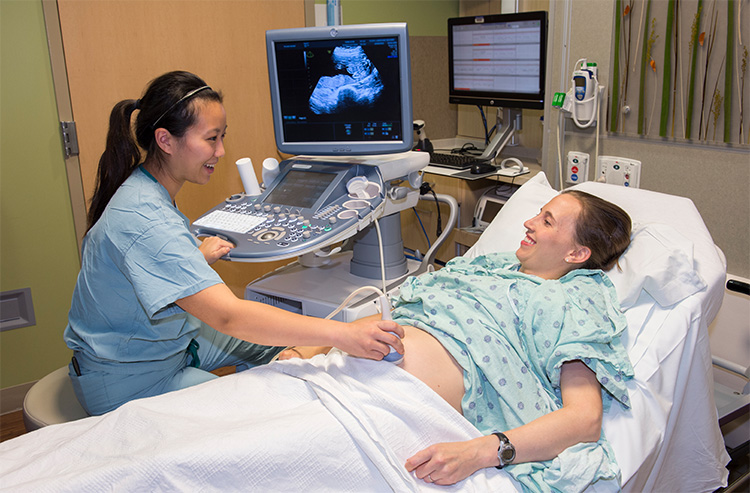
left=287, top=191, right=635, bottom=492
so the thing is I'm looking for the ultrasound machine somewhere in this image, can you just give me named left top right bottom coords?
left=190, top=23, right=457, bottom=322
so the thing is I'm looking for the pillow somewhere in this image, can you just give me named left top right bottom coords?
left=606, top=223, right=706, bottom=308
left=466, top=172, right=557, bottom=258
left=466, top=172, right=706, bottom=309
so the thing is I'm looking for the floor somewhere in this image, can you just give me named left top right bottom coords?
left=1, top=407, right=747, bottom=491
left=0, top=409, right=25, bottom=443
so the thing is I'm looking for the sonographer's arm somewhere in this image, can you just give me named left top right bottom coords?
left=176, top=283, right=404, bottom=360
left=277, top=313, right=389, bottom=359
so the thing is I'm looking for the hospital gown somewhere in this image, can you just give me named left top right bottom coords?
left=391, top=252, right=634, bottom=493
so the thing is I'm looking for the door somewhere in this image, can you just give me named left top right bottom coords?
left=52, top=0, right=307, bottom=296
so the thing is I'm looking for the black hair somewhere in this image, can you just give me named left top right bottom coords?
left=86, top=71, right=223, bottom=231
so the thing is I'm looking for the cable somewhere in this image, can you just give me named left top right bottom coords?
left=557, top=109, right=564, bottom=191
left=419, top=181, right=442, bottom=237
left=319, top=228, right=401, bottom=364
left=321, top=217, right=387, bottom=321
left=373, top=218, right=387, bottom=295
left=324, top=285, right=386, bottom=320
left=478, top=105, right=489, bottom=144
left=595, top=85, right=604, bottom=170
left=412, top=207, right=431, bottom=248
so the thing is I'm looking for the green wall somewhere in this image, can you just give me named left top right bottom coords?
left=325, top=0, right=459, bottom=35
left=0, top=0, right=81, bottom=389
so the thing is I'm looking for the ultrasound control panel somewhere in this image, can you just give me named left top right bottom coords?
left=191, top=158, right=386, bottom=262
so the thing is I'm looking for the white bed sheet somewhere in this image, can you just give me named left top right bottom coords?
left=0, top=174, right=730, bottom=492
left=1, top=351, right=523, bottom=492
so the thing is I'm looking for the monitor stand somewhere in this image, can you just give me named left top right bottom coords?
left=482, top=107, right=520, bottom=159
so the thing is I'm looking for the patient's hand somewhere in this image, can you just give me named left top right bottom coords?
left=405, top=436, right=497, bottom=485
left=277, top=346, right=331, bottom=360
left=199, top=236, right=234, bottom=265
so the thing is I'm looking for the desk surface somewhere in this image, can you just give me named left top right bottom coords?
left=425, top=162, right=541, bottom=183
left=426, top=137, right=541, bottom=183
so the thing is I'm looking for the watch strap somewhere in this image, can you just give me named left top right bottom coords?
left=493, top=432, right=515, bottom=469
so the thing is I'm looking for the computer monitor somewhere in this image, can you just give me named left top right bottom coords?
left=266, top=23, right=413, bottom=156
left=448, top=11, right=547, bottom=110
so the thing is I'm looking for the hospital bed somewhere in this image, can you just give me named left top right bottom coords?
left=0, top=173, right=730, bottom=492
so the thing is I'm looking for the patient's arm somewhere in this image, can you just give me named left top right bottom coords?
left=404, top=360, right=602, bottom=485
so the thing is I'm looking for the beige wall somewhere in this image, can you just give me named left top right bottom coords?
left=543, top=0, right=749, bottom=278
left=0, top=0, right=460, bottom=398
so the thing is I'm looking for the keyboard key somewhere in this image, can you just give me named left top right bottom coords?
left=429, top=152, right=488, bottom=170
left=193, top=210, right=265, bottom=234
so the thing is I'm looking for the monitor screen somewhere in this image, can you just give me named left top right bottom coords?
left=266, top=23, right=413, bottom=156
left=448, top=11, right=547, bottom=109
left=264, top=169, right=338, bottom=209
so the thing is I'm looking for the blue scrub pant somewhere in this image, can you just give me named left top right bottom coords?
left=69, top=323, right=284, bottom=415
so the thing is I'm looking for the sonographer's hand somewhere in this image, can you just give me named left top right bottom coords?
left=341, top=318, right=405, bottom=361
left=199, top=236, right=234, bottom=265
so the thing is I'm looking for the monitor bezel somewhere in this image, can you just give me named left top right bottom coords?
left=266, top=23, right=413, bottom=156
left=448, top=11, right=548, bottom=110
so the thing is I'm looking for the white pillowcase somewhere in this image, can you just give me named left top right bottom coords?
left=466, top=173, right=557, bottom=258
left=607, top=223, right=706, bottom=308
left=466, top=173, right=707, bottom=309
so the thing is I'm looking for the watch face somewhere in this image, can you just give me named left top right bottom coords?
left=494, top=432, right=516, bottom=467
left=500, top=446, right=515, bottom=462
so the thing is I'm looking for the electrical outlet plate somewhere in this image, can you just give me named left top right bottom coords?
left=596, top=156, right=641, bottom=188
left=566, top=151, right=589, bottom=185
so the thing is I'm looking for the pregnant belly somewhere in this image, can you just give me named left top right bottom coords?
left=398, top=325, right=465, bottom=414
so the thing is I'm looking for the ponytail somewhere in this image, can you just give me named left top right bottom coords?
left=87, top=100, right=141, bottom=231
left=87, top=71, right=222, bottom=232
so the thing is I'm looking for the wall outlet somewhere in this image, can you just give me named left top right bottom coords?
left=596, top=156, right=641, bottom=188
left=566, top=151, right=589, bottom=185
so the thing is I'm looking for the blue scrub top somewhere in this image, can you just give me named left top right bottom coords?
left=64, top=167, right=223, bottom=366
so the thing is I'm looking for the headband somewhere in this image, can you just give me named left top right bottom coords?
left=151, top=85, right=212, bottom=129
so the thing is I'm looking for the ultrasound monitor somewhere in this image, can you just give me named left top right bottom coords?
left=266, top=23, right=413, bottom=156
left=448, top=11, right=547, bottom=110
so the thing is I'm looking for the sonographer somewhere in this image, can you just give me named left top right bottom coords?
left=63, top=71, right=404, bottom=415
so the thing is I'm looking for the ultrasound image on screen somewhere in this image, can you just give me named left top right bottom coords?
left=309, top=45, right=384, bottom=115
left=274, top=36, right=402, bottom=143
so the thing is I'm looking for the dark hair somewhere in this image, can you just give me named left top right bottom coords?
left=86, top=71, right=223, bottom=231
left=562, top=190, right=632, bottom=271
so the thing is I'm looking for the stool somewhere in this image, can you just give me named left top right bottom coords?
left=22, top=366, right=89, bottom=431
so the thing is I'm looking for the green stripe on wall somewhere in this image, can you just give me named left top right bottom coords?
left=318, top=0, right=459, bottom=36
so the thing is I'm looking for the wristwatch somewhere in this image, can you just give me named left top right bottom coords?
left=493, top=432, right=516, bottom=469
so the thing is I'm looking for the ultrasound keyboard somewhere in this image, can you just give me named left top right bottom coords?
left=192, top=209, right=267, bottom=234
left=429, top=152, right=487, bottom=170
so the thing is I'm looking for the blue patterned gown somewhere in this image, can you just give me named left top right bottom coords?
left=391, top=252, right=634, bottom=492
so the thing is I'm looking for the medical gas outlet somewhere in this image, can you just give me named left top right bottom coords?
left=566, top=151, right=589, bottom=185
left=597, top=156, right=641, bottom=188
